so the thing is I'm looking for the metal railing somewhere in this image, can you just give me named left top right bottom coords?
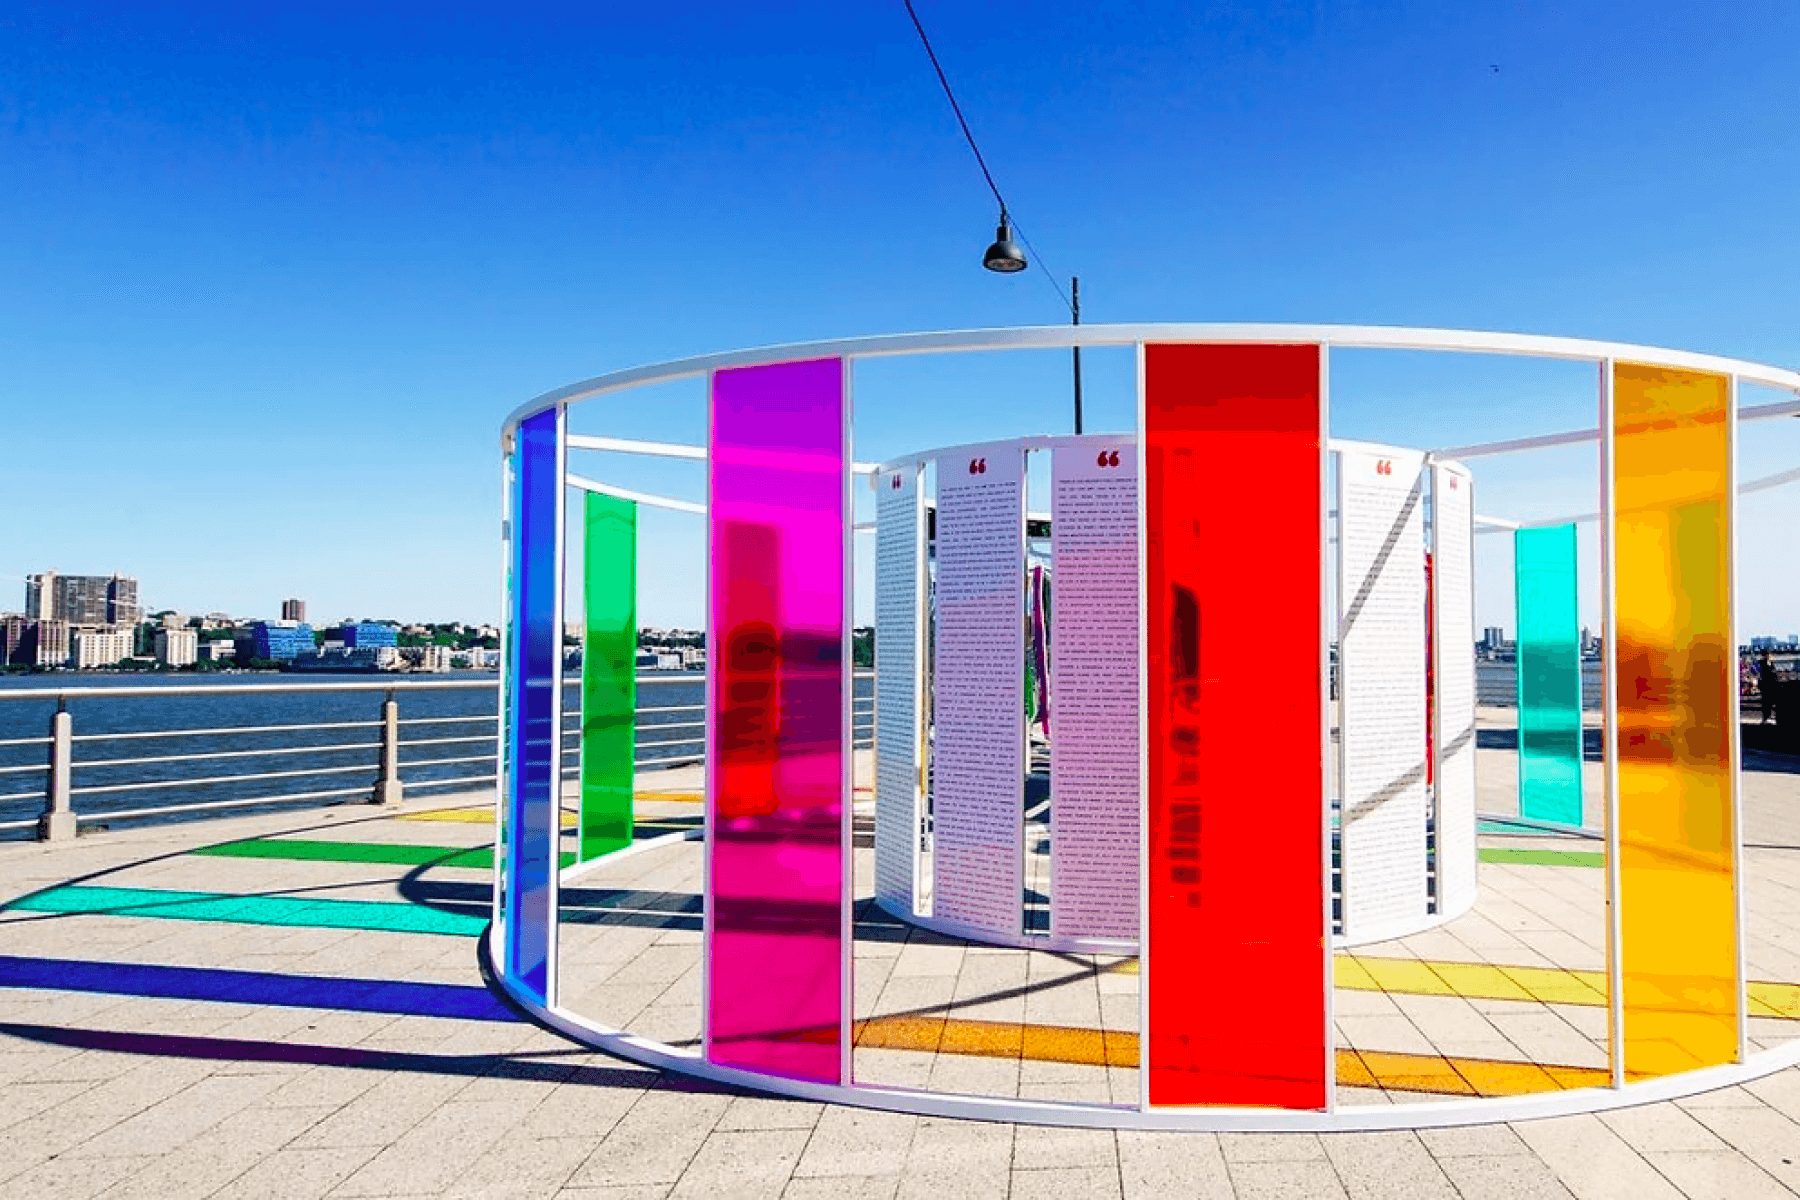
left=0, top=673, right=875, bottom=839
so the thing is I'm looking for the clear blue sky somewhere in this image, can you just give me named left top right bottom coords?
left=5, top=2, right=1799, bottom=633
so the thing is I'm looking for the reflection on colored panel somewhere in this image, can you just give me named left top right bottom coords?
left=1516, top=524, right=1583, bottom=826
left=1612, top=362, right=1737, bottom=1077
left=580, top=492, right=636, bottom=861
left=504, top=407, right=562, bottom=1004
left=707, top=358, right=846, bottom=1084
left=1144, top=343, right=1326, bottom=1109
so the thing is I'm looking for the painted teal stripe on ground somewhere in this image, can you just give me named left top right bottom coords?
left=3, top=885, right=487, bottom=937
left=191, top=839, right=576, bottom=871
left=1479, top=847, right=1604, bottom=868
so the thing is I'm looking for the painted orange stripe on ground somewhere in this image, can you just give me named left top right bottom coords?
left=854, top=1015, right=1612, bottom=1096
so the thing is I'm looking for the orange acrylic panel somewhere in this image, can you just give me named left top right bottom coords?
left=1143, top=342, right=1327, bottom=1108
left=1611, top=361, right=1737, bottom=1077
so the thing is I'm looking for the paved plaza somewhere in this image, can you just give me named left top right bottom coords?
left=3, top=727, right=1800, bottom=1198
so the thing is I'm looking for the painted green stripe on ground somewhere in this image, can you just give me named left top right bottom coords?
left=3, top=885, right=487, bottom=937
left=1479, top=847, right=1604, bottom=868
left=190, top=839, right=576, bottom=871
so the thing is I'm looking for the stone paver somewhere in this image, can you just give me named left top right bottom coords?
left=1, top=769, right=1800, bottom=1199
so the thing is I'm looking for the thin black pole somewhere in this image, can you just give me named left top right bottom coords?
left=1071, top=275, right=1083, bottom=435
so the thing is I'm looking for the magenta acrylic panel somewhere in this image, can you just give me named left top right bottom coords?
left=706, top=357, right=848, bottom=1084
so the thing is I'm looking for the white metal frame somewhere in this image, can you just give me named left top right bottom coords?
left=502, top=325, right=1800, bottom=437
left=1133, top=341, right=1151, bottom=1114
left=840, top=360, right=856, bottom=1086
left=1729, top=374, right=1748, bottom=1065
left=495, top=323, right=1800, bottom=1132
left=544, top=403, right=568, bottom=1008
left=1600, top=359, right=1627, bottom=1088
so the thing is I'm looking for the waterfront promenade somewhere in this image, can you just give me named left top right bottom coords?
left=4, top=750, right=1800, bottom=1197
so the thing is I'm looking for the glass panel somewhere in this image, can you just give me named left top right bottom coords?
left=1516, top=524, right=1584, bottom=826
left=1144, top=342, right=1326, bottom=1108
left=707, top=357, right=846, bottom=1084
left=580, top=492, right=637, bottom=860
left=1612, top=362, right=1737, bottom=1077
left=504, top=407, right=563, bottom=1003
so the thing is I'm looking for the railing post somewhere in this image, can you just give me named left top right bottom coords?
left=38, top=698, right=75, bottom=841
left=373, top=690, right=404, bottom=807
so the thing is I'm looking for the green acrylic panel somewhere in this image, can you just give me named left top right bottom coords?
left=1515, top=524, right=1583, bottom=826
left=580, top=491, right=637, bottom=860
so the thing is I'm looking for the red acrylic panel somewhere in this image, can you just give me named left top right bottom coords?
left=1143, top=342, right=1327, bottom=1109
left=706, top=357, right=847, bottom=1084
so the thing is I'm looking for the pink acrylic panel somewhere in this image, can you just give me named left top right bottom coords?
left=706, top=357, right=847, bottom=1084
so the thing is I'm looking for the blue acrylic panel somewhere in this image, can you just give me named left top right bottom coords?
left=504, top=407, right=562, bottom=1003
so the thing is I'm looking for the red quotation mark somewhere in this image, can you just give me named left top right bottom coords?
left=968, top=457, right=987, bottom=475
left=1095, top=449, right=1121, bottom=467
left=1376, top=459, right=1393, bottom=476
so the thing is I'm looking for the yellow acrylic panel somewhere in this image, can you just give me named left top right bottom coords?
left=1611, top=362, right=1737, bottom=1077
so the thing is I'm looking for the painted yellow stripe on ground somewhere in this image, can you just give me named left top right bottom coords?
left=1115, top=954, right=1798, bottom=1018
left=403, top=807, right=566, bottom=824
left=1750, top=983, right=1800, bottom=1019
left=854, top=1015, right=1609, bottom=1096
left=403, top=794, right=705, bottom=825
left=404, top=788, right=870, bottom=823
left=1348, top=956, right=1609, bottom=1007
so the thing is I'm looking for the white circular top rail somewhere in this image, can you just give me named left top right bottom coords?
left=502, top=322, right=1800, bottom=438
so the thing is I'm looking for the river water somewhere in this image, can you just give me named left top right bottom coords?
left=1475, top=661, right=1604, bottom=710
left=0, top=672, right=734, bottom=836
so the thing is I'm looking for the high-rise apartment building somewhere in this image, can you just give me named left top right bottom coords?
left=71, top=627, right=132, bottom=669
left=24, top=620, right=71, bottom=667
left=282, top=598, right=307, bottom=623
left=23, top=572, right=142, bottom=627
left=108, top=575, right=139, bottom=626
left=2, top=615, right=28, bottom=665
left=23, top=577, right=49, bottom=621
left=154, top=628, right=198, bottom=667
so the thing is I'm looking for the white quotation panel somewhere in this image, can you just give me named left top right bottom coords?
left=1337, top=448, right=1430, bottom=941
left=932, top=444, right=1026, bottom=935
left=1432, top=462, right=1478, bottom=918
left=874, top=466, right=925, bottom=915
left=1048, top=442, right=1140, bottom=940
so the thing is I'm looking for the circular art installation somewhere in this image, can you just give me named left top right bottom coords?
left=489, top=324, right=1800, bottom=1130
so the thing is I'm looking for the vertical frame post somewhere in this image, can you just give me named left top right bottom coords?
left=1319, top=345, right=1337, bottom=1109
left=1135, top=340, right=1151, bottom=1114
left=1601, top=359, right=1625, bottom=1088
left=1728, top=374, right=1746, bottom=1064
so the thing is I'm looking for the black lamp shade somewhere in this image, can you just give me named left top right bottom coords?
left=982, top=218, right=1027, bottom=273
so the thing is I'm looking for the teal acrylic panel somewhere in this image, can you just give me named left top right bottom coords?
left=1515, top=524, right=1583, bottom=826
